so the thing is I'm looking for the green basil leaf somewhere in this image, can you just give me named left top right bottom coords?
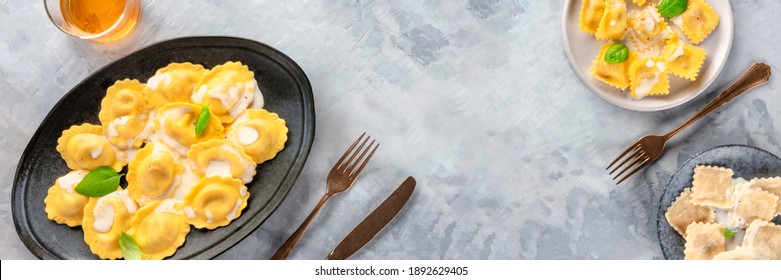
left=658, top=0, right=688, bottom=19
left=119, top=232, right=142, bottom=260
left=722, top=228, right=736, bottom=239
left=604, top=43, right=629, bottom=64
left=74, top=166, right=123, bottom=197
left=195, top=104, right=210, bottom=136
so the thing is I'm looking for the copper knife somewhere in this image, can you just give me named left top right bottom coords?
left=325, top=176, right=416, bottom=260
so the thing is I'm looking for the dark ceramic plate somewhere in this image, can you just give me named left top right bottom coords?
left=12, top=37, right=315, bottom=259
left=657, top=145, right=781, bottom=260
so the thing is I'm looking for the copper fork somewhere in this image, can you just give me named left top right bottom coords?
left=271, top=133, right=379, bottom=259
left=607, top=63, right=772, bottom=185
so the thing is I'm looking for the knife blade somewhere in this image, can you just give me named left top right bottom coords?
left=325, top=176, right=416, bottom=260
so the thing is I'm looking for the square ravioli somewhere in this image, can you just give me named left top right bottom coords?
left=678, top=0, right=719, bottom=44
left=629, top=58, right=670, bottom=99
left=662, top=32, right=707, bottom=80
left=742, top=220, right=781, bottom=260
left=579, top=0, right=606, bottom=34
left=591, top=43, right=638, bottom=90
left=684, top=222, right=726, bottom=260
left=749, top=177, right=781, bottom=216
left=595, top=0, right=628, bottom=40
left=712, top=247, right=755, bottom=260
left=728, top=184, right=779, bottom=228
left=665, top=187, right=715, bottom=237
left=691, top=165, right=734, bottom=208
left=626, top=4, right=668, bottom=51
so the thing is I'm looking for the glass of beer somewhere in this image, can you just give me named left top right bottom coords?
left=44, top=0, right=142, bottom=43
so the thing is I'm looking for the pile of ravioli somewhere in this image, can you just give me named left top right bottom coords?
left=44, top=61, right=289, bottom=259
left=580, top=0, right=719, bottom=99
left=665, top=165, right=781, bottom=260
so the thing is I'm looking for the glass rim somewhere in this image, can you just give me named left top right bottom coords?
left=44, top=0, right=138, bottom=40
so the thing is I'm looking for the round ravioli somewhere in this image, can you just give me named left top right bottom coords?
left=57, top=124, right=126, bottom=171
left=227, top=109, right=288, bottom=164
left=127, top=142, right=182, bottom=206
left=44, top=170, right=89, bottom=227
left=192, top=62, right=257, bottom=124
left=82, top=189, right=138, bottom=260
left=126, top=200, right=190, bottom=260
left=146, top=62, right=208, bottom=108
left=183, top=176, right=249, bottom=229
left=187, top=139, right=257, bottom=183
left=153, top=102, right=225, bottom=155
left=99, top=79, right=154, bottom=149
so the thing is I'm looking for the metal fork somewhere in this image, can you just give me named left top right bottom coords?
left=271, top=133, right=379, bottom=259
left=607, top=63, right=771, bottom=185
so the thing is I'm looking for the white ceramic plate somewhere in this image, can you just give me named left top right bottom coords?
left=562, top=0, right=733, bottom=111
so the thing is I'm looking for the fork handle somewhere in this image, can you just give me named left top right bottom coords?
left=665, top=63, right=772, bottom=140
left=271, top=193, right=333, bottom=260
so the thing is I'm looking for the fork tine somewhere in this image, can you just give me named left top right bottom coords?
left=340, top=135, right=370, bottom=171
left=334, top=133, right=366, bottom=170
left=615, top=158, right=652, bottom=185
left=612, top=152, right=647, bottom=180
left=608, top=145, right=644, bottom=175
left=346, top=139, right=375, bottom=175
left=348, top=141, right=379, bottom=177
left=607, top=142, right=638, bottom=170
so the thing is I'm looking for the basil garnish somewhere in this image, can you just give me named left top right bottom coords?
left=119, top=232, right=142, bottom=260
left=74, top=166, right=122, bottom=197
left=195, top=104, right=210, bottom=136
left=722, top=228, right=736, bottom=239
left=604, top=43, right=629, bottom=64
left=658, top=0, right=688, bottom=19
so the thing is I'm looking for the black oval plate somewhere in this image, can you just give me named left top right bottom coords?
left=657, top=144, right=781, bottom=260
left=12, top=37, right=315, bottom=259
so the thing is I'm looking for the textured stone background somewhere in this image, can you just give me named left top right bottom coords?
left=1, top=0, right=779, bottom=259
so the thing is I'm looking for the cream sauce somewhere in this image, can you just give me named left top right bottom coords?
left=107, top=116, right=130, bottom=138
left=670, top=42, right=685, bottom=61
left=92, top=190, right=137, bottom=232
left=92, top=203, right=115, bottom=233
left=154, top=199, right=180, bottom=214
left=656, top=62, right=666, bottom=72
left=640, top=16, right=656, bottom=32
left=227, top=82, right=255, bottom=117
left=191, top=85, right=209, bottom=104
left=709, top=178, right=750, bottom=250
left=124, top=147, right=139, bottom=163
left=58, top=170, right=88, bottom=193
left=221, top=144, right=256, bottom=182
left=671, top=15, right=684, bottom=29
left=249, top=80, right=264, bottom=109
left=225, top=199, right=242, bottom=221
left=236, top=126, right=259, bottom=145
left=183, top=206, right=196, bottom=219
left=194, top=81, right=256, bottom=118
left=173, top=163, right=200, bottom=201
left=146, top=73, right=172, bottom=90
left=127, top=111, right=156, bottom=147
left=742, top=221, right=762, bottom=248
left=634, top=74, right=660, bottom=100
left=90, top=147, right=102, bottom=159
left=204, top=160, right=232, bottom=178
